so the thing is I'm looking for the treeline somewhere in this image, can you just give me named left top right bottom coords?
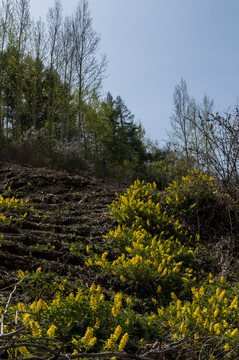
left=1, top=0, right=238, bottom=189
left=0, top=0, right=161, bottom=179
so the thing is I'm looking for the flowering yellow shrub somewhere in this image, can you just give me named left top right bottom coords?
left=2, top=272, right=160, bottom=356
left=152, top=275, right=239, bottom=357
left=2, top=176, right=239, bottom=359
left=90, top=179, right=200, bottom=303
left=0, top=189, right=30, bottom=224
left=161, top=169, right=217, bottom=216
left=0, top=191, right=29, bottom=213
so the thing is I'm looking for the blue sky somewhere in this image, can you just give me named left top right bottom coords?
left=30, top=0, right=239, bottom=145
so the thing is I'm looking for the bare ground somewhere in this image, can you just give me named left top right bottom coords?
left=0, top=162, right=127, bottom=295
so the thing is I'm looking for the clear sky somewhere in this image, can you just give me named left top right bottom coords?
left=29, top=0, right=239, bottom=145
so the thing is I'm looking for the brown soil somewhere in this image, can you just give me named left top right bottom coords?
left=0, top=162, right=127, bottom=295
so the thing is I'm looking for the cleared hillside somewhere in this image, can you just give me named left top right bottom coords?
left=0, top=162, right=126, bottom=292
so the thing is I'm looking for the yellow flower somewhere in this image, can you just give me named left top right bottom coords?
left=218, top=290, right=226, bottom=302
left=214, top=323, right=220, bottom=335
left=193, top=306, right=200, bottom=317
left=58, top=284, right=65, bottom=291
left=158, top=307, right=164, bottom=316
left=194, top=333, right=199, bottom=340
left=199, top=286, right=204, bottom=296
left=118, top=332, right=129, bottom=351
left=224, top=343, right=230, bottom=351
left=30, top=320, right=41, bottom=337
left=17, top=303, right=25, bottom=312
left=223, top=320, right=228, bottom=328
left=75, top=288, right=82, bottom=301
left=113, top=325, right=122, bottom=341
left=36, top=267, right=41, bottom=276
left=18, top=269, right=25, bottom=279
left=90, top=283, right=96, bottom=292
left=67, top=319, right=73, bottom=327
left=90, top=294, right=97, bottom=312
left=36, top=298, right=47, bottom=311
left=47, top=324, right=57, bottom=339
left=230, top=296, right=238, bottom=309
left=19, top=346, right=29, bottom=355
left=214, top=308, right=219, bottom=318
left=120, top=275, right=126, bottom=282
left=171, top=292, right=177, bottom=301
left=161, top=267, right=167, bottom=277
left=82, top=327, right=94, bottom=344
left=101, top=252, right=108, bottom=261
left=22, top=313, right=31, bottom=325
left=126, top=297, right=132, bottom=305
left=229, top=328, right=238, bottom=337
left=86, top=258, right=93, bottom=266
left=180, top=322, right=186, bottom=334
left=104, top=336, right=114, bottom=350
left=176, top=300, right=181, bottom=310
left=88, top=337, right=97, bottom=347
left=112, top=292, right=122, bottom=317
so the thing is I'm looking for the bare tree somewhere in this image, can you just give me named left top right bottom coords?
left=31, top=18, right=47, bottom=128
left=197, top=108, right=239, bottom=188
left=196, top=94, right=214, bottom=171
left=168, top=78, right=191, bottom=164
left=60, top=14, right=75, bottom=141
left=46, top=0, right=62, bottom=134
left=0, top=0, right=13, bottom=135
left=72, top=0, right=107, bottom=142
left=12, top=0, right=31, bottom=137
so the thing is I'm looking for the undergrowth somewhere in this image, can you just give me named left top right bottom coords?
left=1, top=170, right=239, bottom=359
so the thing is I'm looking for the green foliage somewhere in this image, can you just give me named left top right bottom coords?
left=1, top=270, right=164, bottom=357
left=0, top=0, right=151, bottom=181
left=2, top=172, right=239, bottom=359
left=144, top=151, right=198, bottom=190
left=161, top=169, right=239, bottom=243
left=88, top=179, right=201, bottom=304
left=162, top=169, right=217, bottom=217
left=0, top=189, right=30, bottom=225
left=158, top=275, right=239, bottom=358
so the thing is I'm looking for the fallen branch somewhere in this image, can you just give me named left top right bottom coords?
left=1, top=275, right=28, bottom=336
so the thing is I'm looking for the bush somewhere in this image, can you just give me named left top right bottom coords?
left=1, top=270, right=164, bottom=358
left=88, top=180, right=202, bottom=304
left=161, top=170, right=239, bottom=246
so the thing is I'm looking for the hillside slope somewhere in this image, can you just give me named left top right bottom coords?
left=0, top=162, right=126, bottom=290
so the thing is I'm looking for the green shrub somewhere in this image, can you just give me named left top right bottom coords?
left=161, top=169, right=239, bottom=244
left=88, top=179, right=201, bottom=304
